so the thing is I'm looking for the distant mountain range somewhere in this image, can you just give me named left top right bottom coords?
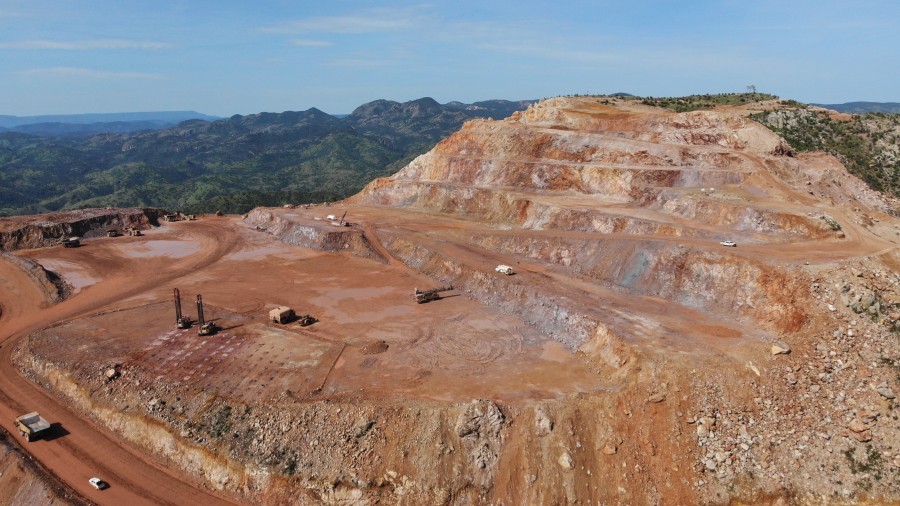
left=0, top=98, right=535, bottom=216
left=811, top=102, right=900, bottom=114
left=0, top=111, right=221, bottom=136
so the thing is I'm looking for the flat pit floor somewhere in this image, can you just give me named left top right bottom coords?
left=22, top=218, right=609, bottom=403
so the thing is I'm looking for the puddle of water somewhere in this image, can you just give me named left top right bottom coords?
left=32, top=258, right=98, bottom=290
left=116, top=240, right=201, bottom=258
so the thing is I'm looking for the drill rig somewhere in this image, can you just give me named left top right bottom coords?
left=173, top=288, right=192, bottom=329
left=196, top=294, right=217, bottom=336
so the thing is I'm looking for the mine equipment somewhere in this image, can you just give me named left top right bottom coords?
left=270, top=306, right=295, bottom=324
left=495, top=264, right=514, bottom=275
left=196, top=294, right=217, bottom=336
left=334, top=211, right=349, bottom=227
left=173, top=288, right=192, bottom=329
left=106, top=229, right=119, bottom=237
left=14, top=412, right=50, bottom=442
left=297, top=314, right=317, bottom=326
left=414, top=285, right=453, bottom=304
left=60, top=237, right=80, bottom=248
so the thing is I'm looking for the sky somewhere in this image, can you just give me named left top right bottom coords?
left=0, top=0, right=897, bottom=116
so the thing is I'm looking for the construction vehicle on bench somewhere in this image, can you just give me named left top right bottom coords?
left=196, top=294, right=217, bottom=336
left=14, top=412, right=51, bottom=442
left=414, top=285, right=453, bottom=304
left=332, top=211, right=350, bottom=227
left=173, top=288, right=192, bottom=329
left=60, top=237, right=80, bottom=248
left=297, top=314, right=317, bottom=326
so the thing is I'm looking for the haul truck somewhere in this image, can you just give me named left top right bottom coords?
left=14, top=412, right=51, bottom=442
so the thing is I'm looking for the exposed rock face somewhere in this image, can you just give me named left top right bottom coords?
left=243, top=208, right=384, bottom=262
left=14, top=97, right=900, bottom=505
left=353, top=99, right=824, bottom=238
left=0, top=207, right=163, bottom=251
left=1, top=254, right=71, bottom=303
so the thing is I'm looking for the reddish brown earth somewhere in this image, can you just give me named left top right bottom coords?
left=1, top=97, right=899, bottom=505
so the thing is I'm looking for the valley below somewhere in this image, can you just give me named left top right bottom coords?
left=0, top=97, right=899, bottom=505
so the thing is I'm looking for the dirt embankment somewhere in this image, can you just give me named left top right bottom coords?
left=243, top=209, right=385, bottom=262
left=18, top=332, right=714, bottom=505
left=0, top=207, right=164, bottom=251
left=0, top=429, right=90, bottom=506
left=1, top=253, right=72, bottom=304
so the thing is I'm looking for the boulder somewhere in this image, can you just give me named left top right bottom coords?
left=771, top=342, right=791, bottom=355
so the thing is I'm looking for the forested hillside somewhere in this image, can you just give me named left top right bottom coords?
left=0, top=98, right=533, bottom=216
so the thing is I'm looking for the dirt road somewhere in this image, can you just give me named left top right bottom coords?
left=0, top=221, right=242, bottom=506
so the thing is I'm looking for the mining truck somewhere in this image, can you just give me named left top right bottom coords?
left=14, top=412, right=51, bottom=442
left=60, top=237, right=80, bottom=248
left=414, top=285, right=453, bottom=304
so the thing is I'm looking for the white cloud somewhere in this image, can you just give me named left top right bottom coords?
left=0, top=39, right=172, bottom=50
left=290, top=39, right=333, bottom=47
left=261, top=6, right=429, bottom=34
left=14, top=67, right=164, bottom=79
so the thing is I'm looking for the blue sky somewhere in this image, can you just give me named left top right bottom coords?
left=0, top=0, right=897, bottom=116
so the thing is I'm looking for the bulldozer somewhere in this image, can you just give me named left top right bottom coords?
left=414, top=285, right=453, bottom=304
left=173, top=288, right=192, bottom=329
left=196, top=294, right=217, bottom=336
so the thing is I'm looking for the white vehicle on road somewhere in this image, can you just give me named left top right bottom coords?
left=89, top=477, right=109, bottom=490
left=495, top=264, right=514, bottom=275
left=719, top=240, right=737, bottom=247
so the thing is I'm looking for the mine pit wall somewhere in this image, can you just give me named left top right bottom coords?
left=636, top=190, right=829, bottom=240
left=377, top=233, right=599, bottom=350
left=384, top=150, right=754, bottom=195
left=1, top=253, right=71, bottom=303
left=358, top=179, right=824, bottom=241
left=243, top=209, right=384, bottom=262
left=15, top=333, right=711, bottom=505
left=355, top=181, right=683, bottom=235
left=0, top=207, right=164, bottom=251
left=467, top=233, right=810, bottom=335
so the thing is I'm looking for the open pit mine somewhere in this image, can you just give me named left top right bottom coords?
left=1, top=97, right=899, bottom=505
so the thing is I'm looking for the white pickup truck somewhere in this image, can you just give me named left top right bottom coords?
left=495, top=264, right=514, bottom=275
